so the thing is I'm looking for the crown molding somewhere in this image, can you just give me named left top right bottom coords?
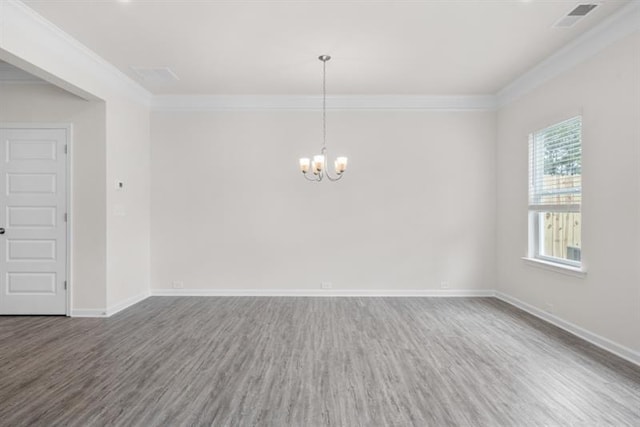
left=0, top=0, right=152, bottom=105
left=497, top=0, right=640, bottom=107
left=3, top=0, right=638, bottom=111
left=151, top=94, right=498, bottom=112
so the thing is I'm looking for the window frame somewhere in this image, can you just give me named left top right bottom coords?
left=527, top=116, right=583, bottom=270
left=531, top=212, right=582, bottom=268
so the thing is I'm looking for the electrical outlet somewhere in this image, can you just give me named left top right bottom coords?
left=321, top=282, right=332, bottom=290
left=172, top=281, right=184, bottom=289
left=440, top=281, right=450, bottom=289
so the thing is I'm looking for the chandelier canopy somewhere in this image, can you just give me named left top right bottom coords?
left=299, top=55, right=348, bottom=182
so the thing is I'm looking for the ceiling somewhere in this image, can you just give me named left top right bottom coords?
left=23, top=0, right=631, bottom=95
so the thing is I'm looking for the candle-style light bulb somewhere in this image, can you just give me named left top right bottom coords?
left=299, top=158, right=310, bottom=174
left=335, top=156, right=348, bottom=174
left=312, top=155, right=325, bottom=174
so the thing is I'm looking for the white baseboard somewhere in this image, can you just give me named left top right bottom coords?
left=106, top=291, right=150, bottom=317
left=70, top=291, right=150, bottom=318
left=70, top=308, right=108, bottom=317
left=151, top=288, right=495, bottom=297
left=494, top=291, right=640, bottom=367
left=70, top=287, right=639, bottom=367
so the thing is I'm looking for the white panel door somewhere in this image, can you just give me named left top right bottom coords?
left=0, top=128, right=67, bottom=315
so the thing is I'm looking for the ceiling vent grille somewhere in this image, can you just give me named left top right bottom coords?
left=131, top=67, right=179, bottom=84
left=554, top=3, right=599, bottom=28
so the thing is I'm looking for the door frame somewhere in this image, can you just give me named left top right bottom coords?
left=0, top=123, right=73, bottom=316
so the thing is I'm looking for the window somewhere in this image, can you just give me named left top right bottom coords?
left=528, top=116, right=582, bottom=268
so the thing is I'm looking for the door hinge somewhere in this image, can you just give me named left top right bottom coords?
left=64, top=281, right=67, bottom=290
left=64, top=213, right=68, bottom=222
left=64, top=145, right=68, bottom=154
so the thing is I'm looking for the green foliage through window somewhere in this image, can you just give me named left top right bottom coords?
left=542, top=118, right=581, bottom=176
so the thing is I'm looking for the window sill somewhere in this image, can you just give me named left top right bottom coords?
left=521, top=257, right=587, bottom=278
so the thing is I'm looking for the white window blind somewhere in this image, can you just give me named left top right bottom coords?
left=529, top=116, right=582, bottom=212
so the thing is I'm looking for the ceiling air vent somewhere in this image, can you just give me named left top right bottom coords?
left=130, top=67, right=179, bottom=84
left=554, top=3, right=599, bottom=28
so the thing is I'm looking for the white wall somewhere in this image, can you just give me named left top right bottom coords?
left=106, top=98, right=151, bottom=308
left=0, top=1, right=152, bottom=313
left=496, top=33, right=640, bottom=353
left=3, top=2, right=636, bottom=362
left=0, top=83, right=108, bottom=310
left=151, top=110, right=496, bottom=293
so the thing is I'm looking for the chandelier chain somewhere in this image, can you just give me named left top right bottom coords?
left=322, top=58, right=327, bottom=152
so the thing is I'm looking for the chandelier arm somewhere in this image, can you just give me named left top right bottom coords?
left=321, top=147, right=343, bottom=181
left=304, top=172, right=321, bottom=182
left=325, top=172, right=344, bottom=182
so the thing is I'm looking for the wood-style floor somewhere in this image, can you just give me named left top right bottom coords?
left=0, top=297, right=639, bottom=426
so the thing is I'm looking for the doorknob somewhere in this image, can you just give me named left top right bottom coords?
left=0, top=228, right=4, bottom=235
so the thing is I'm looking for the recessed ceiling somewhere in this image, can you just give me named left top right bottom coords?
left=23, top=0, right=630, bottom=95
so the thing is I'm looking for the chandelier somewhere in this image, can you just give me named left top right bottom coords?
left=298, top=55, right=348, bottom=182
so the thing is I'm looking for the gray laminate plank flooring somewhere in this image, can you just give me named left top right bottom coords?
left=0, top=297, right=638, bottom=427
